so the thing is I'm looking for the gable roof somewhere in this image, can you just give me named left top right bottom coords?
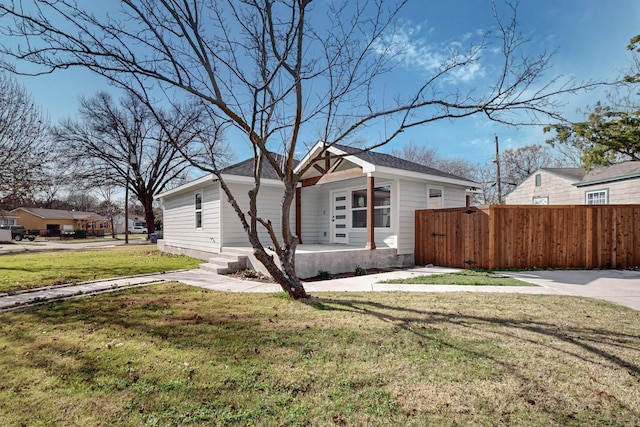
left=12, top=207, right=106, bottom=221
left=0, top=210, right=19, bottom=219
left=512, top=161, right=640, bottom=193
left=539, top=167, right=586, bottom=181
left=220, top=153, right=296, bottom=180
left=334, top=144, right=475, bottom=182
left=158, top=142, right=480, bottom=200
left=575, top=161, right=640, bottom=187
left=295, top=141, right=479, bottom=188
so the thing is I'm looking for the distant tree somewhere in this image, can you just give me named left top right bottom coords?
left=390, top=142, right=441, bottom=169
left=390, top=141, right=476, bottom=180
left=501, top=144, right=558, bottom=186
left=0, top=73, right=49, bottom=209
left=96, top=185, right=122, bottom=238
left=52, top=91, right=228, bottom=235
left=0, top=1, right=600, bottom=298
left=64, top=192, right=99, bottom=212
left=545, top=102, right=640, bottom=168
left=545, top=35, right=640, bottom=169
left=478, top=144, right=570, bottom=204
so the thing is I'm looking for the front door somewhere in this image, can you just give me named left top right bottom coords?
left=332, top=191, right=348, bottom=244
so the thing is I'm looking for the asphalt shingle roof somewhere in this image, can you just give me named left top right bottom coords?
left=579, top=161, right=640, bottom=185
left=334, top=144, right=476, bottom=183
left=221, top=154, right=295, bottom=180
left=540, top=167, right=586, bottom=181
left=13, top=207, right=106, bottom=220
left=220, top=145, right=477, bottom=184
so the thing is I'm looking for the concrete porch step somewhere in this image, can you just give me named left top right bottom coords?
left=199, top=251, right=249, bottom=274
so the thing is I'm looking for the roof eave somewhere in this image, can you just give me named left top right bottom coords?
left=574, top=173, right=640, bottom=187
left=372, top=165, right=480, bottom=188
left=155, top=173, right=284, bottom=200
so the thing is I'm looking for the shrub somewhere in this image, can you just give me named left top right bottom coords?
left=355, top=265, right=367, bottom=276
left=317, top=270, right=332, bottom=280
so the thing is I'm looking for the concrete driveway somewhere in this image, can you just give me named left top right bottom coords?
left=505, top=269, right=640, bottom=311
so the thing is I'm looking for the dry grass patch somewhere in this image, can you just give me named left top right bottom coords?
left=0, top=246, right=201, bottom=293
left=0, top=285, right=638, bottom=426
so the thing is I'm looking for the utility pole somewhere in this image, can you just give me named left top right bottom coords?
left=494, top=135, right=502, bottom=204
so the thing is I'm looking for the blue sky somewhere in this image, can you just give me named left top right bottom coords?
left=8, top=0, right=640, bottom=166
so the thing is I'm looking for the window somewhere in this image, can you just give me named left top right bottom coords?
left=351, top=185, right=391, bottom=228
left=195, top=192, right=203, bottom=228
left=532, top=196, right=548, bottom=205
left=428, top=187, right=443, bottom=208
left=585, top=189, right=608, bottom=205
left=535, top=174, right=542, bottom=187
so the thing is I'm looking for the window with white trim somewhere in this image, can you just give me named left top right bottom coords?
left=350, top=185, right=391, bottom=228
left=195, top=192, right=203, bottom=228
left=428, top=187, right=443, bottom=208
left=585, top=189, right=608, bottom=205
left=535, top=174, right=542, bottom=187
left=532, top=196, right=548, bottom=205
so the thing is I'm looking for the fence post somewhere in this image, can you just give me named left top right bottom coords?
left=585, top=207, right=593, bottom=269
left=488, top=205, right=496, bottom=270
left=611, top=207, right=617, bottom=269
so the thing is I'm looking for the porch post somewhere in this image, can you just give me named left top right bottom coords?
left=296, top=186, right=302, bottom=244
left=366, top=175, right=376, bottom=250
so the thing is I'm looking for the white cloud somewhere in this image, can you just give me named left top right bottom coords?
left=372, top=22, right=486, bottom=84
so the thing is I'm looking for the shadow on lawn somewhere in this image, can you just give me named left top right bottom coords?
left=304, top=297, right=640, bottom=378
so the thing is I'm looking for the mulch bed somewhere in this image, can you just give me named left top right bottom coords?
left=226, top=267, right=404, bottom=283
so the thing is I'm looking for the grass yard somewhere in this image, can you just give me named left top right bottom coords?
left=382, top=269, right=534, bottom=286
left=0, top=285, right=638, bottom=426
left=0, top=246, right=201, bottom=293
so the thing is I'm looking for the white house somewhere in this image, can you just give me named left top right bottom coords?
left=155, top=142, right=479, bottom=277
left=506, top=161, right=640, bottom=205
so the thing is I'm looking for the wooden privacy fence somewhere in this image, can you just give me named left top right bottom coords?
left=415, top=205, right=640, bottom=270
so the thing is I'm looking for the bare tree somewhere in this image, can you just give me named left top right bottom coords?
left=52, top=91, right=227, bottom=235
left=390, top=141, right=477, bottom=181
left=96, top=184, right=122, bottom=239
left=0, top=72, right=49, bottom=210
left=0, top=1, right=600, bottom=298
left=478, top=144, right=574, bottom=204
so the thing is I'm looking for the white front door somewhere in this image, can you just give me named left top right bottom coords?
left=332, top=191, right=348, bottom=244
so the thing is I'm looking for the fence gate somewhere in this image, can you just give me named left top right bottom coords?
left=415, top=207, right=490, bottom=268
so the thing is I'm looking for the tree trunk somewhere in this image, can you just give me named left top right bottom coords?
left=140, top=193, right=156, bottom=235
left=254, top=249, right=308, bottom=299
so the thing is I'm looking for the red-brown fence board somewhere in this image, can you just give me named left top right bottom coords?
left=415, top=205, right=640, bottom=270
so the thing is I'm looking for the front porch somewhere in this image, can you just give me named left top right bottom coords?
left=217, top=244, right=414, bottom=279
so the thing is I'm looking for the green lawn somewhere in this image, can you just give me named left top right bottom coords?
left=0, top=286, right=638, bottom=426
left=0, top=246, right=201, bottom=293
left=382, top=269, right=534, bottom=286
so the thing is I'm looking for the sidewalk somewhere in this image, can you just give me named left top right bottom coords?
left=0, top=266, right=567, bottom=312
left=0, top=237, right=146, bottom=255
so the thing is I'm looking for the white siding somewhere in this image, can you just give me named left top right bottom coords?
left=579, top=179, right=640, bottom=204
left=300, top=185, right=321, bottom=243
left=507, top=171, right=583, bottom=205
left=162, top=182, right=221, bottom=253
left=300, top=176, right=400, bottom=247
left=308, top=177, right=368, bottom=245
left=442, top=184, right=467, bottom=208
left=397, top=179, right=428, bottom=255
left=221, top=182, right=294, bottom=247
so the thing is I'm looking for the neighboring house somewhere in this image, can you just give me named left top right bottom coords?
left=506, top=161, right=640, bottom=205
left=155, top=142, right=480, bottom=277
left=0, top=210, right=20, bottom=226
left=11, top=207, right=110, bottom=236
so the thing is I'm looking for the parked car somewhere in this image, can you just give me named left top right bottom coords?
left=0, top=225, right=35, bottom=241
left=128, top=224, right=148, bottom=234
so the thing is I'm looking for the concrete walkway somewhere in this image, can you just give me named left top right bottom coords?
left=3, top=266, right=639, bottom=312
